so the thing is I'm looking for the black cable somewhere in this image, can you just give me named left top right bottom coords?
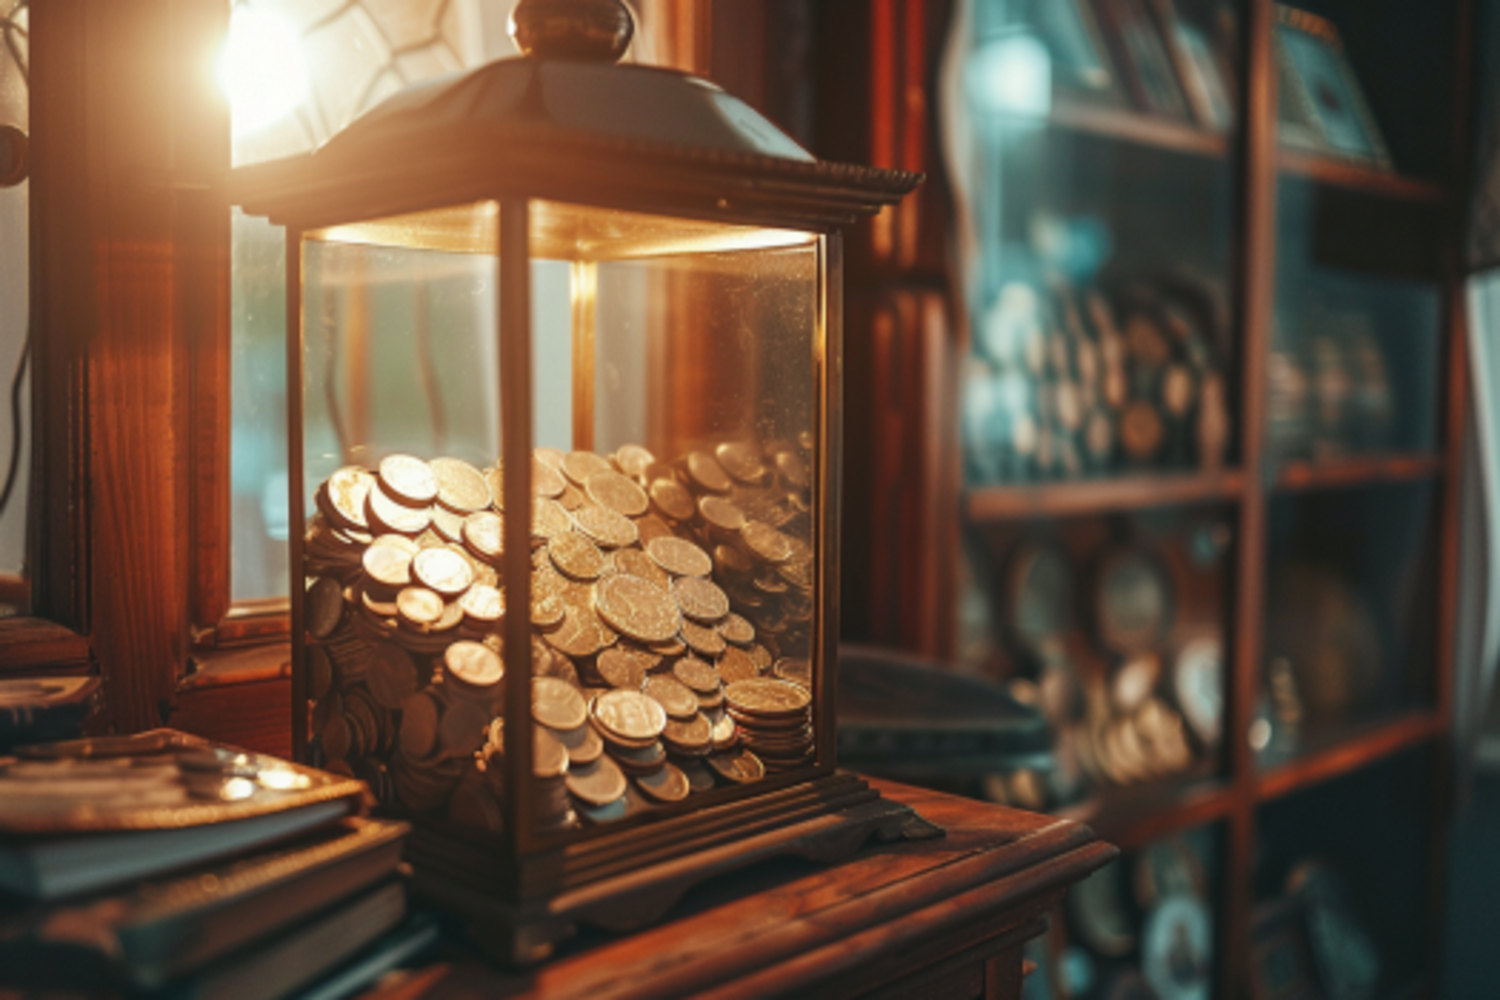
left=0, top=0, right=28, bottom=518
left=0, top=332, right=28, bottom=517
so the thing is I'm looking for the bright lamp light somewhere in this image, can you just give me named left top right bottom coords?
left=219, top=6, right=308, bottom=137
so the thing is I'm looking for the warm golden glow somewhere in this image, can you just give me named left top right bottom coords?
left=219, top=6, right=308, bottom=138
left=306, top=200, right=817, bottom=261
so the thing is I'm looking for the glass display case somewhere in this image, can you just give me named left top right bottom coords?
left=231, top=0, right=923, bottom=963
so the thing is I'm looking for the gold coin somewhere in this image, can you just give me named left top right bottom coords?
left=533, top=676, right=588, bottom=731
left=305, top=577, right=344, bottom=639
left=428, top=599, right=464, bottom=634
left=430, top=505, right=466, bottom=543
left=378, top=454, right=439, bottom=507
left=552, top=721, right=604, bottom=765
left=648, top=636, right=687, bottom=658
left=520, top=456, right=567, bottom=500
left=662, top=712, right=713, bottom=753
left=396, top=586, right=444, bottom=628
left=635, top=762, right=691, bottom=803
left=565, top=755, right=627, bottom=807
left=685, top=450, right=732, bottom=493
left=742, top=521, right=795, bottom=564
left=412, top=546, right=474, bottom=597
left=597, top=647, right=656, bottom=689
left=643, top=674, right=699, bottom=720
left=592, top=688, right=667, bottom=743
left=648, top=478, right=695, bottom=521
left=533, top=725, right=570, bottom=779
left=445, top=640, right=504, bottom=688
left=717, top=613, right=756, bottom=646
left=717, top=645, right=760, bottom=683
left=709, top=710, right=738, bottom=750
left=557, top=483, right=587, bottom=510
left=462, top=511, right=504, bottom=562
left=535, top=446, right=566, bottom=469
left=778, top=558, right=814, bottom=591
left=672, top=576, right=730, bottom=623
left=725, top=678, right=811, bottom=716
left=586, top=469, right=650, bottom=518
left=679, top=757, right=716, bottom=793
left=367, top=482, right=431, bottom=535
left=772, top=657, right=812, bottom=690
left=607, top=547, right=669, bottom=588
left=549, top=530, right=605, bottom=581
left=774, top=449, right=811, bottom=489
left=562, top=450, right=612, bottom=486
left=679, top=620, right=726, bottom=658
left=532, top=591, right=566, bottom=628
left=543, top=600, right=616, bottom=659
left=531, top=497, right=573, bottom=540
left=747, top=643, right=773, bottom=671
left=646, top=536, right=712, bottom=578
left=707, top=747, right=765, bottom=784
left=573, top=505, right=638, bottom=549
left=595, top=574, right=682, bottom=644
left=458, top=583, right=504, bottom=624
left=715, top=442, right=766, bottom=484
left=326, top=467, right=374, bottom=530
left=672, top=656, right=722, bottom=695
left=430, top=457, right=491, bottom=513
left=613, top=444, right=656, bottom=481
left=698, top=495, right=747, bottom=533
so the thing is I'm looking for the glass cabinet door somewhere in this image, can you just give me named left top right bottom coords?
left=942, top=0, right=1243, bottom=826
left=1260, top=1, right=1457, bottom=762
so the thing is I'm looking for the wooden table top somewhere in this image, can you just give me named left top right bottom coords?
left=368, top=779, right=1116, bottom=1000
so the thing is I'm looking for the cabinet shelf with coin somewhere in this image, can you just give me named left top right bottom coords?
left=958, top=507, right=1236, bottom=838
left=843, top=0, right=1471, bottom=993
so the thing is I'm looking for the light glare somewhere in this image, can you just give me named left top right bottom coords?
left=220, top=7, right=308, bottom=137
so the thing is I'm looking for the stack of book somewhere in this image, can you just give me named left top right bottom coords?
left=0, top=729, right=433, bottom=998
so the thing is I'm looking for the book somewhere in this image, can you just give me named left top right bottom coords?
left=162, top=879, right=408, bottom=1000
left=0, top=728, right=368, bottom=899
left=0, top=817, right=408, bottom=990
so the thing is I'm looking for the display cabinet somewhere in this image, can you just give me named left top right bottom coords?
left=820, top=0, right=1471, bottom=994
left=231, top=0, right=930, bottom=964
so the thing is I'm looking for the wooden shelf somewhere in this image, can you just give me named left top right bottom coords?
left=1057, top=771, right=1234, bottom=852
left=1273, top=454, right=1445, bottom=493
left=1047, top=100, right=1228, bottom=159
left=1277, top=148, right=1447, bottom=202
left=965, top=470, right=1245, bottom=523
left=1255, top=709, right=1443, bottom=802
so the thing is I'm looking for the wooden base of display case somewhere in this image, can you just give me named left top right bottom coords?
left=406, top=771, right=944, bottom=965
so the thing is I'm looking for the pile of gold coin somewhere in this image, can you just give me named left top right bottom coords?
left=724, top=678, right=815, bottom=772
left=303, top=440, right=817, bottom=832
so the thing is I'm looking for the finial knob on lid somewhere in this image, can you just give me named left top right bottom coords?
left=510, top=0, right=634, bottom=63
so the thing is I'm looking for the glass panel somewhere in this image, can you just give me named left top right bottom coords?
left=300, top=200, right=824, bottom=837
left=945, top=0, right=1241, bottom=489
left=1258, top=482, right=1436, bottom=763
left=1038, top=823, right=1220, bottom=999
left=959, top=505, right=1233, bottom=813
left=0, top=0, right=27, bottom=617
left=226, top=0, right=523, bottom=602
left=1264, top=5, right=1453, bottom=763
left=1253, top=750, right=1433, bottom=995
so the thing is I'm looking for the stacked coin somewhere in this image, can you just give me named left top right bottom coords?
left=723, top=678, right=815, bottom=773
left=304, top=441, right=819, bottom=835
